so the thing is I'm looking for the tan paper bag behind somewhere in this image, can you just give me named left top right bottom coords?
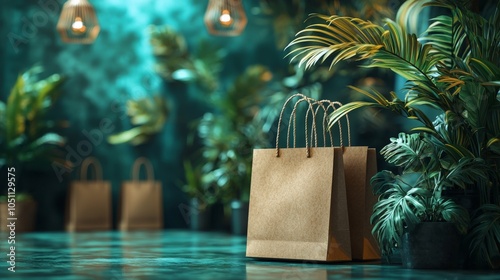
left=343, top=147, right=380, bottom=260
left=312, top=99, right=381, bottom=260
left=118, top=157, right=163, bottom=230
left=66, top=157, right=112, bottom=231
left=246, top=94, right=351, bottom=262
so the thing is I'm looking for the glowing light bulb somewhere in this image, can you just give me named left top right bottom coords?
left=71, top=17, right=86, bottom=34
left=219, top=9, right=233, bottom=26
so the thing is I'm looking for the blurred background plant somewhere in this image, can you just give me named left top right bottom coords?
left=197, top=65, right=276, bottom=204
left=0, top=65, right=68, bottom=172
left=107, top=95, right=169, bottom=146
left=149, top=25, right=224, bottom=92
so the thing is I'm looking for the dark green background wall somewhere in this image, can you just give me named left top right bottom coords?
left=1, top=0, right=402, bottom=230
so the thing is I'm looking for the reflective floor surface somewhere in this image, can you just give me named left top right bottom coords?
left=0, top=230, right=497, bottom=279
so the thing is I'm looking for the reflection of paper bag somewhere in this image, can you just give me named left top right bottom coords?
left=118, top=157, right=163, bottom=230
left=246, top=94, right=351, bottom=261
left=66, top=157, right=112, bottom=231
left=246, top=264, right=328, bottom=280
left=343, top=147, right=380, bottom=260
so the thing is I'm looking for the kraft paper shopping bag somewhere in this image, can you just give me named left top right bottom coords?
left=246, top=94, right=351, bottom=261
left=342, top=147, right=380, bottom=260
left=118, top=157, right=163, bottom=230
left=66, top=157, right=112, bottom=231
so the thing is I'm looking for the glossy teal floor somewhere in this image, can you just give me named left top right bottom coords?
left=0, top=230, right=497, bottom=279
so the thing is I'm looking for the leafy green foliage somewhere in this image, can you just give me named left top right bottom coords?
left=287, top=0, right=500, bottom=267
left=380, top=133, right=437, bottom=173
left=0, top=66, right=68, bottom=171
left=181, top=160, right=217, bottom=210
left=149, top=25, right=223, bottom=92
left=370, top=132, right=483, bottom=255
left=197, top=66, right=277, bottom=203
left=107, top=96, right=169, bottom=146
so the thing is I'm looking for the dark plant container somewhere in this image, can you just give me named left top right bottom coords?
left=401, top=222, right=462, bottom=269
left=382, top=249, right=402, bottom=265
left=189, top=198, right=212, bottom=231
left=230, top=200, right=248, bottom=235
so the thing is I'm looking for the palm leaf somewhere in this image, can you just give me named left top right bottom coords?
left=439, top=157, right=489, bottom=190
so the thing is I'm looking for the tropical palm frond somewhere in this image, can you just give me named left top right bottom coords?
left=288, top=14, right=446, bottom=85
left=405, top=78, right=455, bottom=112
left=431, top=112, right=474, bottom=152
left=420, top=15, right=464, bottom=59
left=372, top=19, right=445, bottom=79
left=286, top=14, right=385, bottom=69
left=461, top=6, right=500, bottom=66
left=440, top=157, right=489, bottom=190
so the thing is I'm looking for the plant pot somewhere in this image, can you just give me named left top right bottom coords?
left=230, top=200, right=248, bottom=235
left=401, top=222, right=462, bottom=269
left=0, top=199, right=37, bottom=232
left=189, top=198, right=212, bottom=231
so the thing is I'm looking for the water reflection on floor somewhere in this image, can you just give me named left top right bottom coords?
left=0, top=230, right=497, bottom=279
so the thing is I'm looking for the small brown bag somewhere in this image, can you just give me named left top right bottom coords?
left=246, top=94, right=351, bottom=262
left=118, top=157, right=163, bottom=230
left=66, top=157, right=112, bottom=231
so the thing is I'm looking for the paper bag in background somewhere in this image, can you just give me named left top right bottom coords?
left=246, top=94, right=351, bottom=262
left=343, top=147, right=380, bottom=260
left=66, top=157, right=112, bottom=231
left=119, top=157, right=163, bottom=230
left=312, top=100, right=381, bottom=260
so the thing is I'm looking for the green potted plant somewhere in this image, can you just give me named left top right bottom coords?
left=179, top=159, right=219, bottom=231
left=370, top=132, right=487, bottom=268
left=287, top=0, right=500, bottom=269
left=196, top=65, right=275, bottom=235
left=0, top=65, right=68, bottom=232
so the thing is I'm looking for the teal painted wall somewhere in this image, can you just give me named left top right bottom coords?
left=1, top=0, right=291, bottom=230
left=1, top=0, right=405, bottom=230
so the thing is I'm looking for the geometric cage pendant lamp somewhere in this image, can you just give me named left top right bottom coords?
left=204, top=0, right=247, bottom=36
left=57, top=0, right=100, bottom=44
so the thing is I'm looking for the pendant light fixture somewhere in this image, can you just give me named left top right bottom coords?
left=57, top=0, right=100, bottom=44
left=204, top=0, right=247, bottom=36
